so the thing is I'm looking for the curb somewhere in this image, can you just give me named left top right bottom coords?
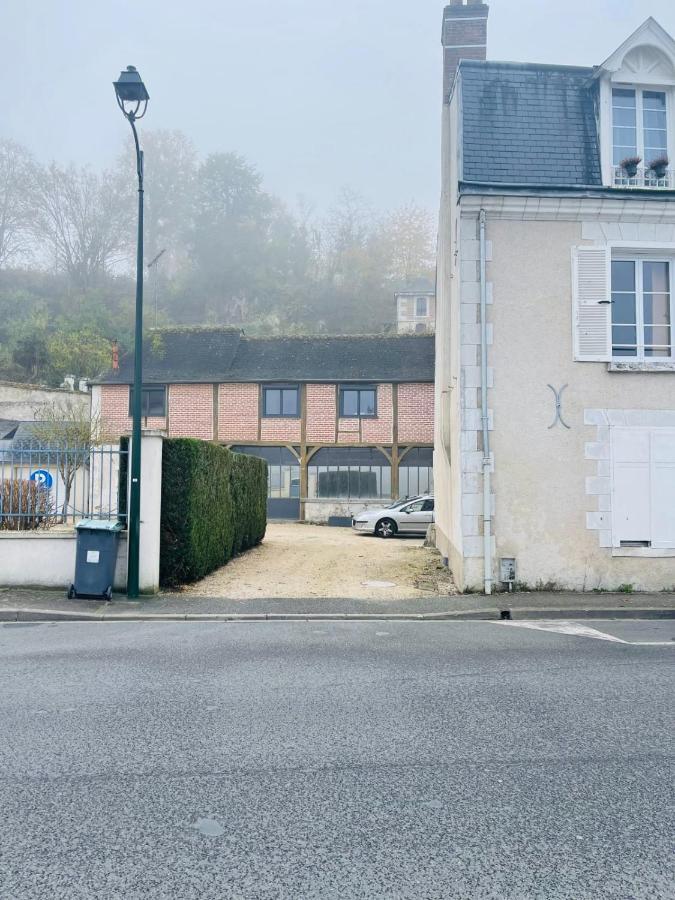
left=0, top=607, right=674, bottom=623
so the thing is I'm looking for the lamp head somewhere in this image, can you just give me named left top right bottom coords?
left=113, top=66, right=149, bottom=119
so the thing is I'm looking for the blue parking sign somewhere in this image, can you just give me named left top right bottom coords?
left=30, top=469, right=53, bottom=490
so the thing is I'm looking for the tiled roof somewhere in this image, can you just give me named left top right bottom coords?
left=94, top=329, right=435, bottom=384
left=460, top=61, right=602, bottom=187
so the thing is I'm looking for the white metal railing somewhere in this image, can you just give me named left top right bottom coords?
left=612, top=165, right=674, bottom=189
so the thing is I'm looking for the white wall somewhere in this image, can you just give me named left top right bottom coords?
left=304, top=499, right=388, bottom=524
left=0, top=382, right=89, bottom=422
left=0, top=532, right=127, bottom=590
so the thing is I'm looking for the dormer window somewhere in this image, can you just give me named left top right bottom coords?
left=599, top=19, right=675, bottom=189
left=612, top=88, right=667, bottom=169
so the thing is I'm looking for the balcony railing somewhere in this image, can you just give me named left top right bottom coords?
left=612, top=165, right=674, bottom=189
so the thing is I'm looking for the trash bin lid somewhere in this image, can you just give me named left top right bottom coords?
left=76, top=518, right=124, bottom=532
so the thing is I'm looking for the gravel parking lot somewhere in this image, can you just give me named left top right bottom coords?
left=183, top=522, right=456, bottom=600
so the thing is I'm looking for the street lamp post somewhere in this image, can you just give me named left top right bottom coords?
left=113, top=66, right=149, bottom=599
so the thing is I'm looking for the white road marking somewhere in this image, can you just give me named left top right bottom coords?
left=498, top=620, right=626, bottom=642
left=495, top=620, right=674, bottom=646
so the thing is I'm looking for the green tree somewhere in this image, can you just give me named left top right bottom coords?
left=45, top=328, right=112, bottom=384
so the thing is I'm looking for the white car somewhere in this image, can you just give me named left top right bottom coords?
left=352, top=495, right=435, bottom=538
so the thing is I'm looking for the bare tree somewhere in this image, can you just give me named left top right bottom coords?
left=376, top=203, right=436, bottom=284
left=31, top=398, right=101, bottom=523
left=0, top=139, right=34, bottom=268
left=30, top=163, right=132, bottom=290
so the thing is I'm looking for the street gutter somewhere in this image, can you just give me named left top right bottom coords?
left=1, top=607, right=674, bottom=623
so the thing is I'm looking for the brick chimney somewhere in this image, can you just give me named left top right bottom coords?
left=442, top=0, right=489, bottom=102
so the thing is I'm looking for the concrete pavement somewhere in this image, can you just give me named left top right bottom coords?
left=1, top=585, right=674, bottom=621
left=1, top=619, right=673, bottom=898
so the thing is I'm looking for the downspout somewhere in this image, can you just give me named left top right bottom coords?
left=479, top=209, right=493, bottom=595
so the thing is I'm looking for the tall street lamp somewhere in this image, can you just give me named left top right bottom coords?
left=113, top=65, right=149, bottom=599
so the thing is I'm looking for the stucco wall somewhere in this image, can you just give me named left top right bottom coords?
left=0, top=382, right=89, bottom=422
left=485, top=217, right=675, bottom=591
left=0, top=531, right=128, bottom=590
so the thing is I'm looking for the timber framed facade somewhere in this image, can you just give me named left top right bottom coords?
left=92, top=328, right=434, bottom=523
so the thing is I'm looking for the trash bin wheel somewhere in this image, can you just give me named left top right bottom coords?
left=104, top=585, right=113, bottom=602
left=67, top=584, right=76, bottom=600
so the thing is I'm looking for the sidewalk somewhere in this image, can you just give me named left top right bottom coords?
left=1, top=587, right=673, bottom=621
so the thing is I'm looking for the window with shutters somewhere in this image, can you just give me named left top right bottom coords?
left=611, top=258, right=673, bottom=359
left=611, top=426, right=675, bottom=549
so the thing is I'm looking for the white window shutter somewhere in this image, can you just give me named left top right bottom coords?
left=572, top=246, right=611, bottom=361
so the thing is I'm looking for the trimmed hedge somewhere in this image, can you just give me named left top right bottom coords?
left=160, top=439, right=267, bottom=587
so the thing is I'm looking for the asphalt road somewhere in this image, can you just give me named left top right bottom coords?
left=0, top=620, right=673, bottom=899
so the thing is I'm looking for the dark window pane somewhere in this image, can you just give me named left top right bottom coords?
left=612, top=325, right=637, bottom=349
left=613, top=126, right=637, bottom=145
left=360, top=390, right=376, bottom=416
left=264, top=389, right=281, bottom=416
left=130, top=386, right=166, bottom=417
left=643, top=91, right=666, bottom=110
left=341, top=390, right=358, bottom=417
left=611, top=292, right=636, bottom=324
left=613, top=347, right=638, bottom=357
left=613, top=88, right=636, bottom=104
left=415, top=297, right=428, bottom=316
left=644, top=130, right=668, bottom=155
left=146, top=388, right=166, bottom=416
left=281, top=388, right=298, bottom=416
left=613, top=107, right=636, bottom=127
left=611, top=260, right=635, bottom=292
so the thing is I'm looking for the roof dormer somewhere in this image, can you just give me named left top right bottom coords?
left=597, top=18, right=675, bottom=189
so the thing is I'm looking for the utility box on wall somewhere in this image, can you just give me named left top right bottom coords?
left=500, top=557, right=516, bottom=587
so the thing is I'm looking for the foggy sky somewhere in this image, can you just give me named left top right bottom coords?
left=2, top=1, right=674, bottom=213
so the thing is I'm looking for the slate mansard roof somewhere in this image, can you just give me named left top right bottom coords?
left=94, top=329, right=435, bottom=385
left=459, top=61, right=603, bottom=188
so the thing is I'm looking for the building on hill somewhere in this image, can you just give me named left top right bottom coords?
left=436, top=5, right=675, bottom=592
left=92, top=328, right=435, bottom=524
left=395, top=279, right=436, bottom=334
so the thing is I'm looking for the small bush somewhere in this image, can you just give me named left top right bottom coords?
left=0, top=479, right=52, bottom=531
left=160, top=439, right=267, bottom=587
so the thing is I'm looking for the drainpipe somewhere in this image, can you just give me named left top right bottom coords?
left=479, top=209, right=493, bottom=595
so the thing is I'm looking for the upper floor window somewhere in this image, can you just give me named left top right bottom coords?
left=129, top=385, right=166, bottom=418
left=612, top=87, right=669, bottom=184
left=262, top=384, right=300, bottom=418
left=339, top=385, right=377, bottom=418
left=415, top=296, right=429, bottom=317
left=611, top=258, right=672, bottom=359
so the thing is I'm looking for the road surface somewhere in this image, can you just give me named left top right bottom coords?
left=1, top=619, right=673, bottom=899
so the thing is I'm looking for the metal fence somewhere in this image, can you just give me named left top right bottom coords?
left=0, top=443, right=127, bottom=530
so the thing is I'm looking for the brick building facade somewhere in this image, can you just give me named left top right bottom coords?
left=92, top=328, right=434, bottom=523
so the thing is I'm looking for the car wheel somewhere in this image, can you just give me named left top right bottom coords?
left=375, top=518, right=397, bottom=538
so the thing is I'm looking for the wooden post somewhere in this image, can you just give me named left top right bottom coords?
left=299, top=383, right=308, bottom=521
left=391, top=383, right=399, bottom=499
left=212, top=383, right=219, bottom=442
